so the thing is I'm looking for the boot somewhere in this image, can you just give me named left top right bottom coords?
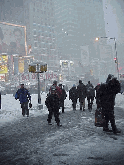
left=103, top=128, right=113, bottom=132
left=113, top=127, right=121, bottom=134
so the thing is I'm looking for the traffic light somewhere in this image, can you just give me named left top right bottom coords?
left=114, top=57, right=117, bottom=63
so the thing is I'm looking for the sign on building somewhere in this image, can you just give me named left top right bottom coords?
left=0, top=22, right=27, bottom=56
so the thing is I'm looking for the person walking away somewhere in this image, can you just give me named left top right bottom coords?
left=15, top=84, right=31, bottom=117
left=86, top=81, right=95, bottom=111
left=99, top=76, right=121, bottom=134
left=49, top=80, right=62, bottom=99
left=45, top=86, right=62, bottom=126
left=77, top=80, right=87, bottom=111
left=69, top=84, right=78, bottom=110
left=58, top=84, right=67, bottom=113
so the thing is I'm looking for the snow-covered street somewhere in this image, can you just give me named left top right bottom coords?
left=0, top=93, right=124, bottom=165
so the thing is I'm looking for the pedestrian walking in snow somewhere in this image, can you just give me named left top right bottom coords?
left=86, top=81, right=95, bottom=111
left=69, top=84, right=78, bottom=110
left=58, top=84, right=67, bottom=113
left=15, top=84, right=31, bottom=117
left=99, top=75, right=121, bottom=134
left=77, top=80, right=87, bottom=111
left=45, top=86, right=62, bottom=126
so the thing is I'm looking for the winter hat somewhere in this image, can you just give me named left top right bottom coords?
left=79, top=80, right=82, bottom=84
left=73, top=84, right=76, bottom=87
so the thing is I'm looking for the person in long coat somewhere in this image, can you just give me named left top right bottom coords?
left=77, top=80, right=87, bottom=111
left=69, top=84, right=78, bottom=110
left=99, top=76, right=121, bottom=134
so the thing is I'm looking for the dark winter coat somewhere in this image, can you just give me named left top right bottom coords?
left=98, top=78, right=121, bottom=111
left=59, top=88, right=67, bottom=102
left=49, top=85, right=62, bottom=98
left=77, top=83, right=87, bottom=99
left=86, top=84, right=95, bottom=98
left=69, top=87, right=78, bottom=102
left=45, top=93, right=60, bottom=111
left=15, top=88, right=31, bottom=104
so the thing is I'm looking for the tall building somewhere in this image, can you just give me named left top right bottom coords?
left=0, top=0, right=59, bottom=72
left=54, top=0, right=106, bottom=75
left=23, top=0, right=58, bottom=71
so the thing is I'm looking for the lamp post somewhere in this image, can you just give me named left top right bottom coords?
left=95, top=37, right=119, bottom=80
left=29, top=60, right=47, bottom=109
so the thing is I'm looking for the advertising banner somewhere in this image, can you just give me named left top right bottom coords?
left=0, top=74, right=5, bottom=81
left=0, top=22, right=26, bottom=56
left=11, top=72, right=58, bottom=83
left=0, top=54, right=8, bottom=74
left=18, top=58, right=24, bottom=73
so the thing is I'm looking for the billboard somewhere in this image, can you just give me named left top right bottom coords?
left=0, top=54, right=8, bottom=74
left=0, top=22, right=27, bottom=57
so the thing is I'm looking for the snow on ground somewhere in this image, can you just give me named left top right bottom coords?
left=0, top=92, right=124, bottom=126
left=0, top=92, right=72, bottom=126
left=0, top=92, right=124, bottom=164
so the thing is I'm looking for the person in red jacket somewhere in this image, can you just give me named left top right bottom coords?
left=49, top=80, right=62, bottom=99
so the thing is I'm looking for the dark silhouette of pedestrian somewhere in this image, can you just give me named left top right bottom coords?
left=58, top=84, right=67, bottom=113
left=69, top=84, right=78, bottom=110
left=77, top=80, right=87, bottom=111
left=45, top=86, right=62, bottom=126
left=86, top=81, right=95, bottom=111
left=99, top=76, right=121, bottom=134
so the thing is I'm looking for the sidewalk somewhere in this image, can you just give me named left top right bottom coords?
left=0, top=106, right=124, bottom=165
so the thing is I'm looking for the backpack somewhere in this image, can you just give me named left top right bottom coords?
left=86, top=86, right=94, bottom=97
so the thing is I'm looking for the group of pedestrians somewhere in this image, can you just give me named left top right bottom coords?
left=69, top=80, right=95, bottom=111
left=14, top=74, right=121, bottom=134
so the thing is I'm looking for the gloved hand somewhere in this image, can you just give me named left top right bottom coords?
left=29, top=102, right=32, bottom=108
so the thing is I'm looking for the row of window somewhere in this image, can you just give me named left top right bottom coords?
left=34, top=42, right=56, bottom=49
left=33, top=31, right=55, bottom=36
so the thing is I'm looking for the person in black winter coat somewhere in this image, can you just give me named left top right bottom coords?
left=98, top=76, right=121, bottom=134
left=58, top=84, right=67, bottom=113
left=45, top=86, right=62, bottom=126
left=69, top=84, right=78, bottom=110
left=86, top=81, right=95, bottom=110
left=77, top=80, right=87, bottom=111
